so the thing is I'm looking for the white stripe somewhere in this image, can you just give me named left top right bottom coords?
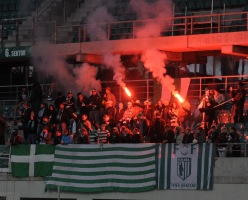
left=51, top=172, right=155, bottom=181
left=11, top=155, right=54, bottom=163
left=56, top=149, right=155, bottom=157
left=54, top=156, right=154, bottom=165
left=58, top=143, right=155, bottom=149
left=164, top=144, right=169, bottom=189
left=29, top=145, right=35, bottom=176
left=207, top=144, right=213, bottom=189
left=47, top=180, right=155, bottom=188
left=54, top=165, right=155, bottom=173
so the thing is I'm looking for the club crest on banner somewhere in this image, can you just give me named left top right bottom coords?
left=177, top=158, right=192, bottom=181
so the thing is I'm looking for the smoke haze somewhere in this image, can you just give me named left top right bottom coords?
left=130, top=0, right=173, bottom=38
left=32, top=42, right=101, bottom=96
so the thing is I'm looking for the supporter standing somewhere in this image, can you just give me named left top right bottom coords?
left=97, top=124, right=109, bottom=144
left=107, top=127, right=120, bottom=144
left=178, top=100, right=191, bottom=129
left=102, top=87, right=116, bottom=108
left=168, top=102, right=179, bottom=127
left=55, top=102, right=69, bottom=131
left=182, top=127, right=194, bottom=143
left=213, top=88, right=226, bottom=124
left=47, top=104, right=57, bottom=127
left=174, top=126, right=184, bottom=144
left=18, top=102, right=33, bottom=143
left=121, top=101, right=134, bottom=129
left=194, top=127, right=206, bottom=143
left=133, top=112, right=150, bottom=141
left=79, top=114, right=92, bottom=134
left=64, top=91, right=76, bottom=116
left=115, top=102, right=125, bottom=127
left=88, top=88, right=101, bottom=127
left=76, top=92, right=89, bottom=117
left=143, top=99, right=154, bottom=125
left=19, top=86, right=29, bottom=102
left=229, top=126, right=241, bottom=157
left=29, top=81, right=43, bottom=116
left=230, top=81, right=246, bottom=124
left=150, top=112, right=165, bottom=143
left=27, top=112, right=38, bottom=144
left=218, top=125, right=228, bottom=157
left=104, top=100, right=116, bottom=121
left=163, top=124, right=175, bottom=143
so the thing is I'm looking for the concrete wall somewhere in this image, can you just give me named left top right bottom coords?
left=1, top=158, right=248, bottom=200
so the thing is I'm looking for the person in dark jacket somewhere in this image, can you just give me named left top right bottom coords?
left=163, top=124, right=175, bottom=143
left=29, top=81, right=43, bottom=115
left=182, top=127, right=194, bottom=143
left=228, top=126, right=241, bottom=157
left=230, top=81, right=246, bottom=124
left=88, top=88, right=101, bottom=126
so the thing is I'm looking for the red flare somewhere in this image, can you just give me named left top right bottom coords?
left=123, top=87, right=131, bottom=97
left=173, top=91, right=185, bottom=103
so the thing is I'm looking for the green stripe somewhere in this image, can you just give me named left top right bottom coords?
left=54, top=161, right=154, bottom=168
left=53, top=169, right=155, bottom=176
left=36, top=144, right=55, bottom=155
left=46, top=184, right=155, bottom=193
left=11, top=144, right=30, bottom=155
left=197, top=144, right=203, bottom=190
left=55, top=153, right=154, bottom=160
left=56, top=145, right=155, bottom=153
left=11, top=163, right=29, bottom=177
left=159, top=144, right=166, bottom=189
left=34, top=162, right=54, bottom=177
left=166, top=144, right=172, bottom=189
left=48, top=177, right=155, bottom=184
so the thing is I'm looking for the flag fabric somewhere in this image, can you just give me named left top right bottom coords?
left=161, top=77, right=191, bottom=102
left=11, top=144, right=55, bottom=177
left=46, top=144, right=156, bottom=193
left=156, top=143, right=215, bottom=190
left=0, top=145, right=10, bottom=173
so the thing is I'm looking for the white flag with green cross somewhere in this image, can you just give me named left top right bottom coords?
left=11, top=144, right=55, bottom=177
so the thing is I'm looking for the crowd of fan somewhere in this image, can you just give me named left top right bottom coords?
left=7, top=81, right=248, bottom=157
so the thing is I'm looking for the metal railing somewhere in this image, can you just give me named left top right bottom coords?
left=0, top=75, right=247, bottom=119
left=1, top=11, right=248, bottom=45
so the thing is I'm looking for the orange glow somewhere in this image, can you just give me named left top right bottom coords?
left=123, top=87, right=131, bottom=97
left=173, top=91, right=185, bottom=103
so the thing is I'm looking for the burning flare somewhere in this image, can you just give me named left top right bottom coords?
left=173, top=91, right=185, bottom=103
left=123, top=87, right=131, bottom=97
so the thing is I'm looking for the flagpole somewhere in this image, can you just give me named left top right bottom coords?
left=213, top=99, right=233, bottom=108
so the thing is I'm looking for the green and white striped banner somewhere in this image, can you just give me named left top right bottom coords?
left=156, top=143, right=215, bottom=190
left=11, top=144, right=55, bottom=177
left=46, top=144, right=156, bottom=193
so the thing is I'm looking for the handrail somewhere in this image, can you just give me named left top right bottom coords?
left=2, top=10, right=248, bottom=45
